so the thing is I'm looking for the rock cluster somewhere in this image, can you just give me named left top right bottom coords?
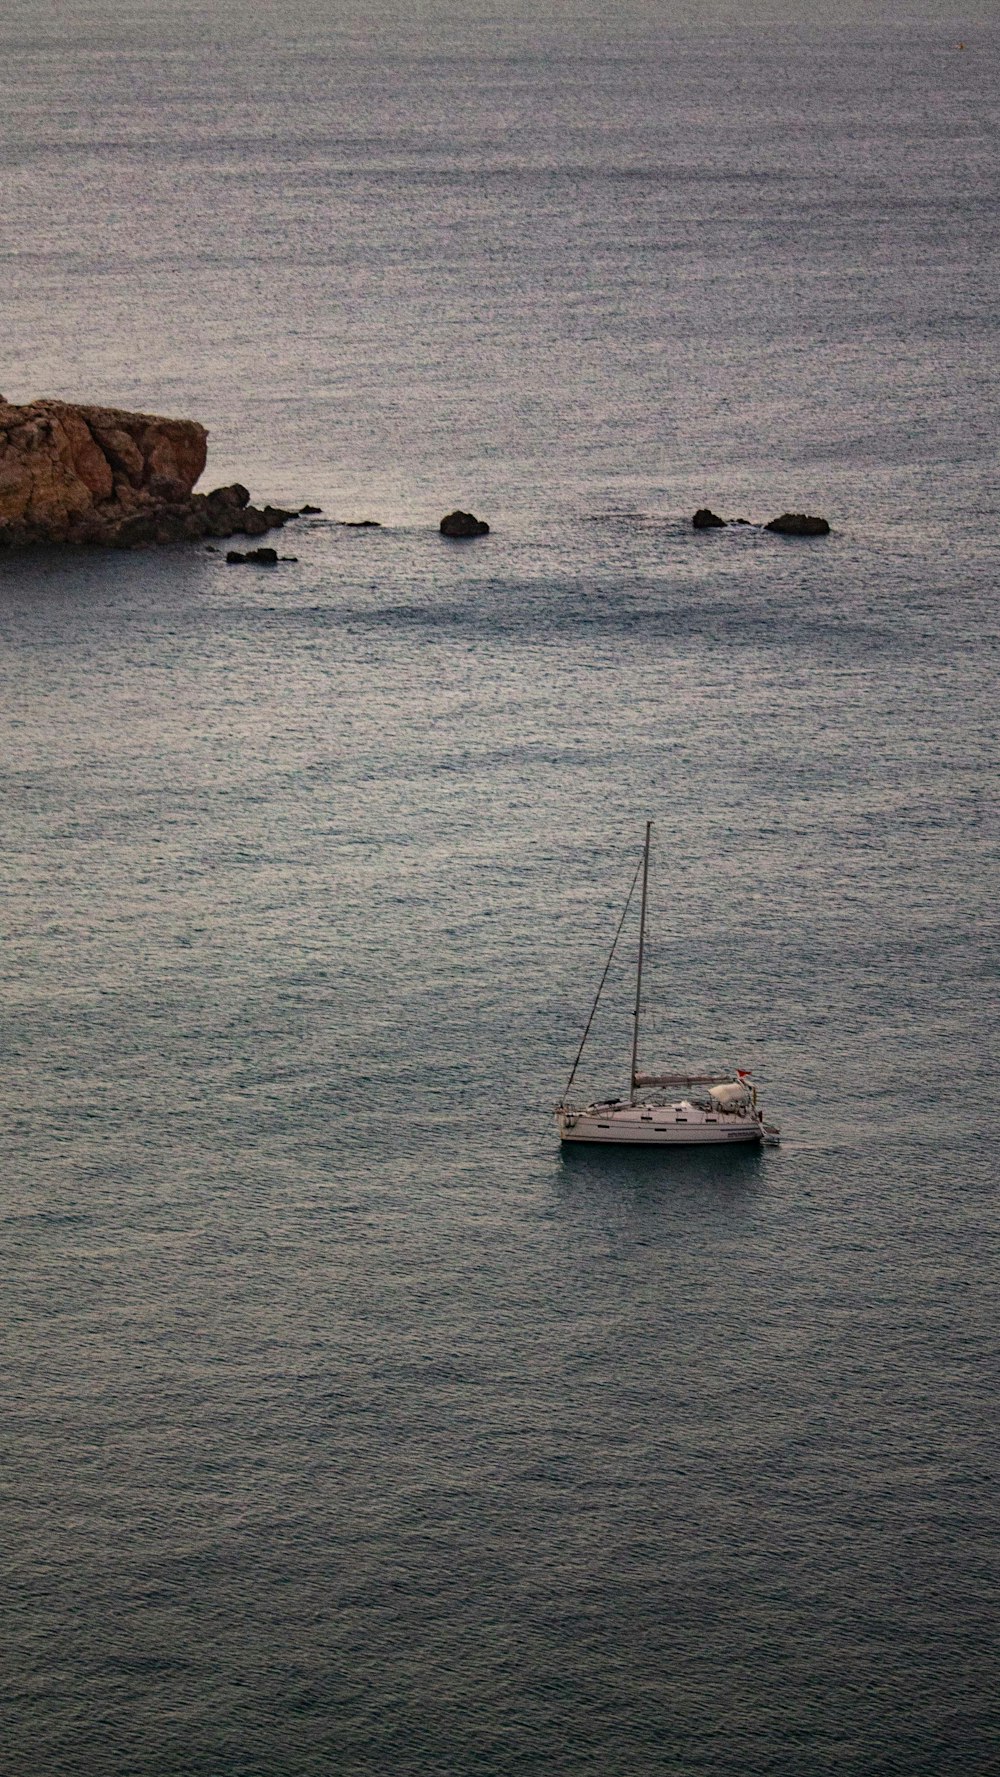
left=225, top=546, right=299, bottom=565
left=692, top=506, right=830, bottom=535
left=0, top=397, right=296, bottom=548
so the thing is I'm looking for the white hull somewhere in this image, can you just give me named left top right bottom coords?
left=557, top=1103, right=769, bottom=1146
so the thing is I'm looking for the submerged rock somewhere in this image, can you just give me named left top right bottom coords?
left=765, top=512, right=831, bottom=536
left=440, top=509, right=489, bottom=538
left=339, top=518, right=382, bottom=528
left=692, top=508, right=726, bottom=528
left=0, top=398, right=297, bottom=548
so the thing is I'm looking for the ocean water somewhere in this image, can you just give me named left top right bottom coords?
left=2, top=4, right=998, bottom=1773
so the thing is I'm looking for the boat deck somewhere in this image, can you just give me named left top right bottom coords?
left=557, top=1097, right=768, bottom=1145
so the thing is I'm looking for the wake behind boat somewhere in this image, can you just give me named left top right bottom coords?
left=556, top=822, right=780, bottom=1148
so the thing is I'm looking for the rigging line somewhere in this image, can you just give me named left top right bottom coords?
left=561, top=850, right=644, bottom=1102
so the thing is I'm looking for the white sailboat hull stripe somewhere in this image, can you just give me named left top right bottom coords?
left=558, top=1111, right=763, bottom=1146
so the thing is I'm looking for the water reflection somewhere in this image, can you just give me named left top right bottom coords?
left=554, top=1136, right=771, bottom=1212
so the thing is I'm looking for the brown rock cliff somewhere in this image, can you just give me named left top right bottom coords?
left=0, top=398, right=294, bottom=547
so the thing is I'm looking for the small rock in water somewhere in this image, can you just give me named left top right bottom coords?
left=299, top=503, right=323, bottom=515
left=440, top=509, right=489, bottom=537
left=692, top=508, right=726, bottom=528
left=339, top=519, right=382, bottom=528
left=765, top=512, right=831, bottom=536
left=226, top=546, right=279, bottom=565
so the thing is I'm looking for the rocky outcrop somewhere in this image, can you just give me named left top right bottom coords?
left=0, top=397, right=298, bottom=548
left=440, top=509, right=489, bottom=537
left=765, top=512, right=830, bottom=536
left=692, top=508, right=726, bottom=528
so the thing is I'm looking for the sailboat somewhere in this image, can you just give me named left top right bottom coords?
left=555, top=822, right=780, bottom=1146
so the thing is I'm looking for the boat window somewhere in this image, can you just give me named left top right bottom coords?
left=675, top=1116, right=687, bottom=1122
left=705, top=1117, right=717, bottom=1123
left=598, top=1122, right=610, bottom=1129
left=654, top=1126, right=667, bottom=1132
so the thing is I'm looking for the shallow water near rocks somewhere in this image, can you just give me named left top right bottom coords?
left=1, top=4, right=998, bottom=1773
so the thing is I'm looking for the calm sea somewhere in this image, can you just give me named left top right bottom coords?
left=2, top=3, right=997, bottom=1772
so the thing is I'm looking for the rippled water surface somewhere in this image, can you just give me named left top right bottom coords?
left=2, top=4, right=998, bottom=1773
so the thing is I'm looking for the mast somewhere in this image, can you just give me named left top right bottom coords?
left=629, top=820, right=652, bottom=1102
